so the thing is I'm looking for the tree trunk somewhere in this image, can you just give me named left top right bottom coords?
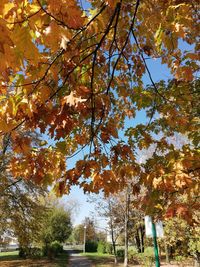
left=169, top=246, right=174, bottom=260
left=124, top=216, right=128, bottom=267
left=165, top=242, right=169, bottom=264
left=139, top=225, right=145, bottom=253
left=112, top=236, right=117, bottom=264
left=158, top=242, right=161, bottom=259
left=135, top=229, right=141, bottom=253
left=108, top=199, right=118, bottom=264
left=124, top=188, right=130, bottom=267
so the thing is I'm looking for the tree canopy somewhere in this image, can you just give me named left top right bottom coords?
left=0, top=0, right=199, bottom=220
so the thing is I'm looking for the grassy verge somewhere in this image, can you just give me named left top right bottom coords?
left=0, top=250, right=69, bottom=267
left=0, top=251, right=19, bottom=261
left=80, top=252, right=132, bottom=267
left=80, top=248, right=194, bottom=267
left=80, top=252, right=115, bottom=265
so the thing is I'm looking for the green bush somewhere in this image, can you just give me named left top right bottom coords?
left=175, top=255, right=187, bottom=263
left=132, top=253, right=154, bottom=267
left=117, top=249, right=124, bottom=258
left=43, top=241, right=63, bottom=258
left=97, top=241, right=106, bottom=254
left=85, top=241, right=98, bottom=252
left=50, top=241, right=63, bottom=256
left=19, top=247, right=42, bottom=258
left=128, top=249, right=137, bottom=263
left=144, top=247, right=154, bottom=256
left=30, top=247, right=43, bottom=258
left=106, top=243, right=113, bottom=254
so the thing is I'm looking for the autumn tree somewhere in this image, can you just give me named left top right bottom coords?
left=129, top=79, right=200, bottom=221
left=70, top=224, right=85, bottom=245
left=0, top=131, right=48, bottom=255
left=89, top=195, right=123, bottom=262
left=70, top=220, right=106, bottom=245
left=90, top=187, right=146, bottom=266
left=0, top=176, right=48, bottom=255
left=0, top=0, right=199, bottom=223
left=163, top=214, right=200, bottom=266
left=83, top=217, right=97, bottom=242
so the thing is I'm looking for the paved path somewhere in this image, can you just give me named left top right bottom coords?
left=68, top=251, right=92, bottom=267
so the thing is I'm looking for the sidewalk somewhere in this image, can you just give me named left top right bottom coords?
left=68, top=251, right=92, bottom=267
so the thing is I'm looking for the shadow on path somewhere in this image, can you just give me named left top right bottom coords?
left=67, top=250, right=92, bottom=267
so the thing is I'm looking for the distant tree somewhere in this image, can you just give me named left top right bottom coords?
left=71, top=219, right=106, bottom=245
left=70, top=224, right=85, bottom=245
left=96, top=230, right=107, bottom=243
left=83, top=217, right=97, bottom=242
left=90, top=184, right=146, bottom=266
left=89, top=195, right=124, bottom=264
left=40, top=205, right=72, bottom=246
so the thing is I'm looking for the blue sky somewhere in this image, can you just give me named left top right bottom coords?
left=62, top=56, right=172, bottom=226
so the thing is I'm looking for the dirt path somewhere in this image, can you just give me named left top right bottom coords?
left=68, top=251, right=92, bottom=267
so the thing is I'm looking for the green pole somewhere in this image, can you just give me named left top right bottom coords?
left=152, top=221, right=160, bottom=267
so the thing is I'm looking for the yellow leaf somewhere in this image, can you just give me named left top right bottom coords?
left=0, top=119, right=13, bottom=132
left=3, top=2, right=15, bottom=18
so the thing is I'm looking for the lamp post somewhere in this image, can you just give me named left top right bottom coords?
left=83, top=225, right=86, bottom=253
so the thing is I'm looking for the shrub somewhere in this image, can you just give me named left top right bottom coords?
left=29, top=247, right=42, bottom=258
left=50, top=241, right=63, bottom=256
left=19, top=247, right=42, bottom=258
left=117, top=249, right=124, bottom=259
left=85, top=241, right=98, bottom=252
left=128, top=249, right=138, bottom=263
left=106, top=243, right=113, bottom=254
left=43, top=241, right=63, bottom=258
left=132, top=253, right=154, bottom=267
left=19, top=247, right=27, bottom=258
left=97, top=241, right=106, bottom=254
left=175, top=255, right=187, bottom=263
left=144, top=247, right=154, bottom=256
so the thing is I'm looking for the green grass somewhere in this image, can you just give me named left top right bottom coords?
left=76, top=248, right=194, bottom=267
left=81, top=252, right=113, bottom=257
left=80, top=248, right=155, bottom=267
left=0, top=250, right=69, bottom=266
left=80, top=252, right=114, bottom=264
left=0, top=250, right=19, bottom=261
